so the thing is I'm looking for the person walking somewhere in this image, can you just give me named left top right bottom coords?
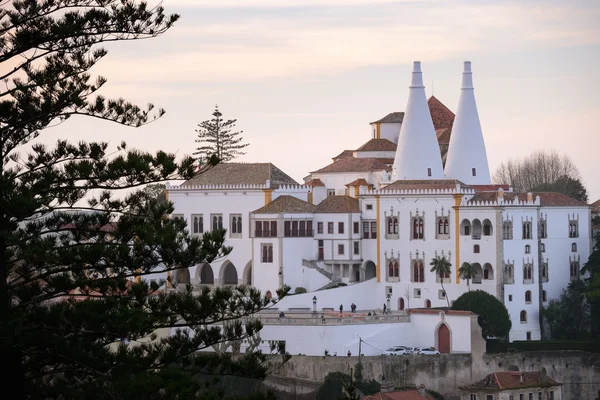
left=383, top=303, right=387, bottom=315
left=339, top=304, right=343, bottom=316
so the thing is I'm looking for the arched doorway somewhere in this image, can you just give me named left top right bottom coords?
left=174, top=268, right=190, bottom=285
left=425, top=299, right=431, bottom=308
left=243, top=261, right=252, bottom=286
left=364, top=261, right=376, bottom=280
left=198, top=263, right=214, bottom=285
left=398, top=297, right=405, bottom=311
left=222, top=262, right=238, bottom=285
left=437, top=323, right=450, bottom=354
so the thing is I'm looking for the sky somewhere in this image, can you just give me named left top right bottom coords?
left=47, top=0, right=600, bottom=199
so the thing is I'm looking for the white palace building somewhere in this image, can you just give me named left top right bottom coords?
left=162, top=62, right=591, bottom=353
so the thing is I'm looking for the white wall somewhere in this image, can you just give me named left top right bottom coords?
left=378, top=122, right=401, bottom=143
left=354, top=150, right=395, bottom=159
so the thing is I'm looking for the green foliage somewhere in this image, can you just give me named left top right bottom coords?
left=0, top=1, right=285, bottom=398
left=341, top=370, right=361, bottom=400
left=582, top=232, right=600, bottom=336
left=543, top=280, right=591, bottom=340
left=458, top=262, right=477, bottom=291
left=452, top=290, right=512, bottom=339
left=486, top=339, right=600, bottom=354
left=430, top=255, right=452, bottom=306
left=294, top=287, right=307, bottom=294
left=194, top=106, right=249, bottom=164
left=532, top=175, right=588, bottom=203
left=316, top=371, right=380, bottom=400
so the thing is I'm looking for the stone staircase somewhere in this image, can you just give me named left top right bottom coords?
left=302, top=259, right=333, bottom=280
left=317, top=278, right=342, bottom=291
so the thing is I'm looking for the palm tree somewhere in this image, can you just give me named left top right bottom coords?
left=459, top=262, right=477, bottom=291
left=430, top=255, right=452, bottom=307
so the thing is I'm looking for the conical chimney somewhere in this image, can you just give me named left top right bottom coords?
left=392, top=61, right=444, bottom=181
left=444, top=61, right=491, bottom=184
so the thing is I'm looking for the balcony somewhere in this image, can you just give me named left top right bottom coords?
left=254, top=230, right=277, bottom=238
left=284, top=229, right=314, bottom=238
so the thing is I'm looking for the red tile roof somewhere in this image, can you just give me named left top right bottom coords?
left=463, top=371, right=560, bottom=391
left=435, top=128, right=452, bottom=145
left=333, top=150, right=354, bottom=160
left=314, top=196, right=360, bottom=213
left=345, top=178, right=370, bottom=187
left=370, top=112, right=405, bottom=124
left=592, top=199, right=600, bottom=212
left=428, top=96, right=455, bottom=129
left=304, top=178, right=325, bottom=187
left=355, top=139, right=397, bottom=152
left=472, top=184, right=511, bottom=192
left=312, top=158, right=391, bottom=174
left=468, top=192, right=587, bottom=207
left=363, top=389, right=435, bottom=400
left=252, top=195, right=316, bottom=214
left=382, top=179, right=467, bottom=191
left=182, top=163, right=298, bottom=187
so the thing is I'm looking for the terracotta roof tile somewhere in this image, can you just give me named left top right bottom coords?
left=370, top=112, right=405, bottom=124
left=182, top=163, right=298, bottom=187
left=382, top=179, right=467, bottom=191
left=463, top=371, right=560, bottom=391
left=314, top=196, right=360, bottom=213
left=591, top=199, right=600, bottom=212
left=435, top=127, right=452, bottom=145
left=355, top=139, right=397, bottom=152
left=345, top=178, right=370, bottom=187
left=363, top=390, right=435, bottom=400
left=304, top=178, right=325, bottom=187
left=472, top=184, right=511, bottom=192
left=468, top=192, right=588, bottom=207
left=376, top=158, right=395, bottom=165
left=252, top=195, right=316, bottom=214
left=312, top=158, right=391, bottom=174
left=333, top=150, right=354, bottom=160
left=428, top=96, right=455, bottom=129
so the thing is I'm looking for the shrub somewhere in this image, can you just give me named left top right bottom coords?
left=452, top=290, right=512, bottom=339
left=294, top=287, right=307, bottom=294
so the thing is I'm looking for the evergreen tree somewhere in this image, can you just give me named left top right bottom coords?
left=341, top=369, right=361, bottom=400
left=452, top=290, right=512, bottom=339
left=429, top=255, right=452, bottom=307
left=543, top=280, right=591, bottom=340
left=194, top=106, right=249, bottom=164
left=582, top=232, right=600, bottom=337
left=0, top=1, right=285, bottom=399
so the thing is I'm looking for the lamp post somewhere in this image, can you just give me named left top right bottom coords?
left=312, top=296, right=317, bottom=315
left=278, top=268, right=283, bottom=289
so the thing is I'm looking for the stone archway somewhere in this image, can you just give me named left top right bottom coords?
left=437, top=323, right=451, bottom=354
left=196, top=263, right=214, bottom=285
left=174, top=268, right=190, bottom=285
left=243, top=261, right=252, bottom=286
left=364, top=261, right=376, bottom=280
left=221, top=262, right=238, bottom=285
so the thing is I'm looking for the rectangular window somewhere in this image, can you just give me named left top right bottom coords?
left=549, top=391, right=554, bottom=400
left=542, top=290, right=547, bottom=302
left=328, top=222, right=334, bottom=234
left=338, top=222, right=344, bottom=234
left=261, top=244, right=273, bottom=263
left=541, top=243, right=545, bottom=252
left=338, top=244, right=344, bottom=255
left=191, top=214, right=203, bottom=235
left=509, top=295, right=513, bottom=302
left=526, top=332, right=532, bottom=341
left=366, top=204, right=373, bottom=210
left=271, top=221, right=277, bottom=237
left=427, top=168, right=432, bottom=176
left=470, top=395, right=476, bottom=400
left=370, top=221, right=377, bottom=239
left=307, top=220, right=313, bottom=236
left=438, top=290, right=446, bottom=299
left=486, top=395, right=494, bottom=400
left=317, top=222, right=323, bottom=234
left=354, top=221, right=359, bottom=234
left=363, top=222, right=370, bottom=239
left=284, top=221, right=291, bottom=237
left=509, top=395, right=514, bottom=400
left=414, top=288, right=421, bottom=298
left=327, top=189, right=335, bottom=197
left=472, top=168, right=477, bottom=177
left=255, top=221, right=262, bottom=237
left=353, top=241, right=360, bottom=255
left=538, top=392, right=542, bottom=400
left=263, top=221, right=270, bottom=237
left=299, top=220, right=306, bottom=237
left=292, top=220, right=299, bottom=236
left=520, top=395, right=524, bottom=400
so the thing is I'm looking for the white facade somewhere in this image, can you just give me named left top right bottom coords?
left=165, top=61, right=592, bottom=345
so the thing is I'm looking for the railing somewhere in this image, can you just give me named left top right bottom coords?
left=257, top=312, right=410, bottom=326
left=283, top=230, right=314, bottom=238
left=254, top=230, right=277, bottom=237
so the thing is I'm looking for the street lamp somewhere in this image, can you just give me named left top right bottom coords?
left=312, top=296, right=317, bottom=315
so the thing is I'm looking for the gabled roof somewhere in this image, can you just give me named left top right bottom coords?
left=363, top=389, right=435, bottom=400
left=383, top=179, right=467, bottom=191
left=462, top=371, right=560, bottom=391
left=592, top=199, right=600, bottom=212
left=182, top=163, right=298, bottom=187
left=345, top=178, right=370, bottom=187
left=312, top=158, right=391, bottom=174
left=435, top=127, right=452, bottom=145
left=468, top=192, right=588, bottom=207
left=370, top=112, right=405, bottom=124
left=355, top=139, right=397, bottom=152
left=314, top=196, right=360, bottom=213
left=428, top=96, right=455, bottom=129
left=333, top=149, right=354, bottom=160
left=252, top=195, right=316, bottom=214
left=304, top=178, right=325, bottom=187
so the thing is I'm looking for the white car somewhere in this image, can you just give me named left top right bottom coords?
left=383, top=346, right=409, bottom=356
left=416, top=347, right=440, bottom=355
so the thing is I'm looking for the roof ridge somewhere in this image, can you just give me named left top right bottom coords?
left=493, top=372, right=502, bottom=390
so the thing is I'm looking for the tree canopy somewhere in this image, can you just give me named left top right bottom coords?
left=194, top=106, right=249, bottom=164
left=582, top=232, right=600, bottom=337
left=0, top=1, right=284, bottom=399
left=452, top=290, right=512, bottom=339
left=543, top=280, right=591, bottom=340
left=493, top=150, right=587, bottom=202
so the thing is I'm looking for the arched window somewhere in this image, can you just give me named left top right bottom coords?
left=502, top=221, right=512, bottom=240
left=412, top=262, right=425, bottom=282
left=461, top=219, right=471, bottom=236
left=542, top=263, right=548, bottom=281
left=438, top=219, right=444, bottom=235
left=572, top=243, right=577, bottom=252
left=523, top=265, right=532, bottom=281
left=266, top=290, right=272, bottom=300
left=387, top=217, right=398, bottom=235
left=525, top=245, right=531, bottom=254
left=474, top=244, right=480, bottom=254
left=539, top=220, right=547, bottom=238
left=425, top=299, right=431, bottom=308
left=231, top=217, right=238, bottom=234
left=525, top=290, right=531, bottom=303
left=483, top=219, right=493, bottom=236
left=522, top=221, right=532, bottom=239
left=444, top=219, right=449, bottom=235
left=520, top=310, right=527, bottom=322
left=388, top=262, right=399, bottom=278
left=412, top=217, right=424, bottom=239
left=237, top=216, right=242, bottom=234
left=570, top=262, right=579, bottom=280
left=213, top=216, right=218, bottom=231
left=569, top=221, right=579, bottom=238
left=218, top=216, right=223, bottom=230
left=193, top=215, right=203, bottom=234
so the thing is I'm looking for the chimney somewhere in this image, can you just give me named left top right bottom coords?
left=392, top=61, right=444, bottom=180
left=527, top=192, right=533, bottom=203
left=419, top=384, right=426, bottom=397
left=444, top=61, right=492, bottom=185
left=498, top=188, right=504, bottom=199
left=520, top=373, right=525, bottom=383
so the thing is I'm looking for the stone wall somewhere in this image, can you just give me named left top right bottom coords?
left=270, top=351, right=600, bottom=400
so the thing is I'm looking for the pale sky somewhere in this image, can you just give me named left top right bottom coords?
left=47, top=0, right=600, bottom=199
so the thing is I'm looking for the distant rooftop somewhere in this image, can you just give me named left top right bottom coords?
left=182, top=162, right=298, bottom=187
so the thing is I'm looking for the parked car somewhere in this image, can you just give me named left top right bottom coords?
left=383, top=346, right=409, bottom=356
left=415, top=347, right=440, bottom=355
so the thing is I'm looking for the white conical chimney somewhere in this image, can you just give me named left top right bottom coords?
left=392, top=61, right=444, bottom=181
left=444, top=61, right=491, bottom=184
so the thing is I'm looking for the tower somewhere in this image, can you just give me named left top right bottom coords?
left=444, top=61, right=491, bottom=184
left=392, top=61, right=444, bottom=181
